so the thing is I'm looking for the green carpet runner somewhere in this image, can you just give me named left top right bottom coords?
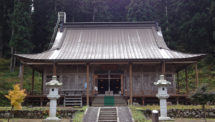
left=104, top=96, right=115, bottom=106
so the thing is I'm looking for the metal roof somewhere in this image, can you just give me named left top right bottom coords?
left=16, top=22, right=204, bottom=61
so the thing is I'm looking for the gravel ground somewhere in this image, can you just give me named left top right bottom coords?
left=118, top=107, right=133, bottom=122
left=83, top=107, right=99, bottom=122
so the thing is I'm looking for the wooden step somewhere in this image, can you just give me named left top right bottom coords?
left=64, top=96, right=82, bottom=107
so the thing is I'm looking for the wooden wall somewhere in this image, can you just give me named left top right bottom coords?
left=43, top=64, right=176, bottom=96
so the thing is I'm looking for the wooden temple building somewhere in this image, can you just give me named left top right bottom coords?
left=16, top=13, right=205, bottom=106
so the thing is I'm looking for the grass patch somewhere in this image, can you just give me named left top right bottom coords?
left=130, top=106, right=151, bottom=122
left=0, top=58, right=42, bottom=106
left=72, top=106, right=87, bottom=122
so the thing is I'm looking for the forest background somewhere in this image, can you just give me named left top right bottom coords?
left=0, top=0, right=215, bottom=105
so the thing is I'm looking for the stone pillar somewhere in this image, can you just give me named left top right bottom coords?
left=154, top=75, right=172, bottom=121
left=43, top=76, right=62, bottom=122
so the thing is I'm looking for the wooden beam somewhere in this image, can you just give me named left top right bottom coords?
left=20, top=64, right=24, bottom=88
left=86, top=64, right=90, bottom=106
left=31, top=69, right=35, bottom=94
left=195, top=63, right=199, bottom=88
left=176, top=72, right=180, bottom=94
left=129, top=63, right=133, bottom=105
left=166, top=61, right=197, bottom=64
left=53, top=63, right=57, bottom=76
left=162, top=61, right=166, bottom=75
left=23, top=61, right=197, bottom=66
left=185, top=68, right=189, bottom=94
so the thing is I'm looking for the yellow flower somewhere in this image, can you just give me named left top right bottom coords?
left=5, top=84, right=26, bottom=110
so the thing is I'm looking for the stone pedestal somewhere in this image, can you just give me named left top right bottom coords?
left=43, top=76, right=62, bottom=122
left=154, top=75, right=172, bottom=121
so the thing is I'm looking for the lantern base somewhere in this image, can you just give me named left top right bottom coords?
left=159, top=116, right=173, bottom=121
left=43, top=117, right=61, bottom=122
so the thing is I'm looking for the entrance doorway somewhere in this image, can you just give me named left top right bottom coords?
left=98, top=79, right=108, bottom=94
left=96, top=73, right=122, bottom=95
left=110, top=79, right=121, bottom=94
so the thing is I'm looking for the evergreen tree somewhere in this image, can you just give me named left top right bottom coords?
left=127, top=0, right=155, bottom=21
left=210, top=0, right=215, bottom=56
left=10, top=0, right=33, bottom=53
left=0, top=0, right=3, bottom=57
left=106, top=0, right=130, bottom=22
left=172, top=0, right=210, bottom=53
left=0, top=0, right=14, bottom=58
left=31, top=0, right=60, bottom=53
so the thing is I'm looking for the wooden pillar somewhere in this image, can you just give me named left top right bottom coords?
left=176, top=71, right=180, bottom=94
left=129, top=63, right=133, bottom=105
left=53, top=63, right=57, bottom=76
left=162, top=61, right=166, bottom=75
left=195, top=63, right=199, bottom=88
left=31, top=69, right=35, bottom=94
left=86, top=64, right=90, bottom=106
left=20, top=64, right=24, bottom=88
left=41, top=72, right=44, bottom=94
left=121, top=74, right=124, bottom=95
left=185, top=68, right=189, bottom=94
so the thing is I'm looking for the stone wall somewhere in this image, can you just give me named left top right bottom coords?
left=0, top=110, right=77, bottom=119
left=1, top=109, right=215, bottom=119
left=142, top=109, right=215, bottom=118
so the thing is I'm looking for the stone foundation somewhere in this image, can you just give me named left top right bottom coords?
left=0, top=109, right=215, bottom=119
left=142, top=109, right=215, bottom=118
left=0, top=110, right=77, bottom=119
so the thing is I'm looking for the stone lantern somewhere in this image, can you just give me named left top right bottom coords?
left=154, top=75, right=172, bottom=121
left=43, top=76, right=62, bottom=122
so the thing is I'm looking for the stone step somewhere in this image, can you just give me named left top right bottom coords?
left=92, top=96, right=127, bottom=107
left=99, top=117, right=117, bottom=120
left=98, top=107, right=118, bottom=122
left=98, top=120, right=117, bottom=122
left=99, top=115, right=117, bottom=118
left=99, top=113, right=116, bottom=116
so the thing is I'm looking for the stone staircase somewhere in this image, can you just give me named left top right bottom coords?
left=64, top=96, right=82, bottom=106
left=98, top=107, right=118, bottom=122
left=92, top=96, right=127, bottom=106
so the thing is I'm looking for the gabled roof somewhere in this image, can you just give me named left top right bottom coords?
left=16, top=22, right=204, bottom=62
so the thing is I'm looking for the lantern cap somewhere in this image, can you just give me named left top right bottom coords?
left=154, top=75, right=171, bottom=86
left=46, top=76, right=62, bottom=87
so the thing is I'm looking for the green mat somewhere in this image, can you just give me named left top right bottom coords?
left=104, top=96, right=115, bottom=106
